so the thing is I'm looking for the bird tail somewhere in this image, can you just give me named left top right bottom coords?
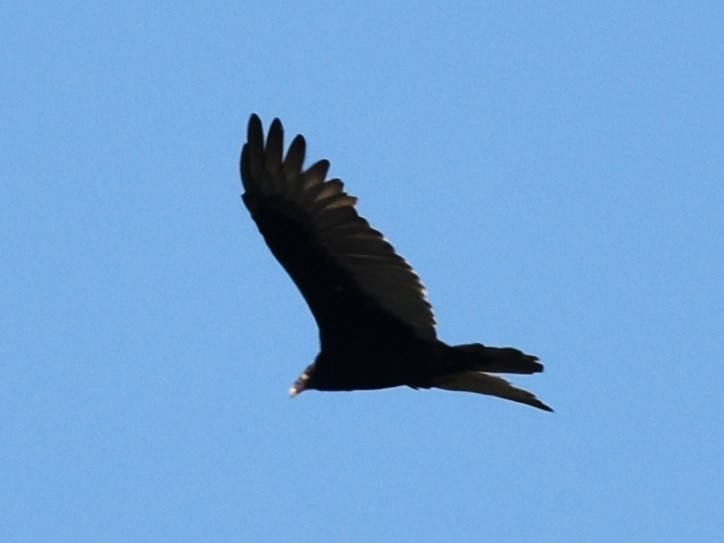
left=451, top=343, right=544, bottom=374
left=430, top=343, right=552, bottom=412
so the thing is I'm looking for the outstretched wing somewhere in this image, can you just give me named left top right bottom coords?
left=433, top=372, right=553, bottom=412
left=240, top=114, right=436, bottom=344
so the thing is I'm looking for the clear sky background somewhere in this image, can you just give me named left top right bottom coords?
left=2, top=2, right=723, bottom=542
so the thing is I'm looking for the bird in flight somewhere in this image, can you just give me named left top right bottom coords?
left=240, top=114, right=552, bottom=411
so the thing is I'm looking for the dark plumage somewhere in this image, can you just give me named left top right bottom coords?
left=240, top=114, right=552, bottom=411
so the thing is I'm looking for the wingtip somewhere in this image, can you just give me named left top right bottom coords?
left=248, top=113, right=262, bottom=137
left=535, top=401, right=555, bottom=413
left=433, top=371, right=553, bottom=412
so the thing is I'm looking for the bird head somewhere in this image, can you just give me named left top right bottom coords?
left=289, top=364, right=315, bottom=397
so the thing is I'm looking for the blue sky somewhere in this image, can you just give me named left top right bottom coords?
left=2, top=2, right=723, bottom=541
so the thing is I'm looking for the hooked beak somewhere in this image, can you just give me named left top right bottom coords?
left=289, top=371, right=310, bottom=398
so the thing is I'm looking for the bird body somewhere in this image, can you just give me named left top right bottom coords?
left=240, top=114, right=552, bottom=412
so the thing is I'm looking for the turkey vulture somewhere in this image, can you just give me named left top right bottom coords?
left=240, top=114, right=552, bottom=412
